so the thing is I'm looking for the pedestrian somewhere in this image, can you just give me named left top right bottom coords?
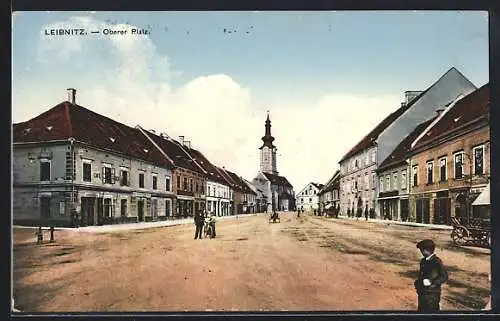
left=364, top=205, right=369, bottom=221
left=194, top=211, right=203, bottom=239
left=414, top=239, right=448, bottom=312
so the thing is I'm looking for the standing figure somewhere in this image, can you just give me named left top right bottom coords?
left=194, top=211, right=203, bottom=239
left=414, top=239, right=448, bottom=312
left=364, top=204, right=369, bottom=221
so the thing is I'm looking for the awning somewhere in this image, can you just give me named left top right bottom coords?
left=472, top=183, right=490, bottom=206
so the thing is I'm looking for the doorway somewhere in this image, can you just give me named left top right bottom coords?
left=137, top=199, right=145, bottom=222
left=81, top=197, right=96, bottom=226
left=40, top=197, right=51, bottom=220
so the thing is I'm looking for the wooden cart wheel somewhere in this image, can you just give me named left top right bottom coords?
left=451, top=227, right=467, bottom=246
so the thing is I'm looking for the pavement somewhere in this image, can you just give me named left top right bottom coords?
left=13, top=213, right=265, bottom=233
left=333, top=215, right=453, bottom=230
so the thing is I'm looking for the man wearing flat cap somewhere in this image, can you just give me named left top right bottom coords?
left=414, top=239, right=448, bottom=312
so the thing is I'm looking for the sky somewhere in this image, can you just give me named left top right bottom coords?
left=12, top=11, right=489, bottom=192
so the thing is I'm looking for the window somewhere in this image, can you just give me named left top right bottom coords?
left=83, top=160, right=92, bottom=182
left=120, top=169, right=129, bottom=186
left=208, top=186, right=211, bottom=196
left=102, top=165, right=114, bottom=184
left=196, top=182, right=199, bottom=193
left=139, top=172, right=145, bottom=188
left=366, top=153, right=370, bottom=166
left=473, top=146, right=484, bottom=175
left=176, top=175, right=181, bottom=189
left=121, top=199, right=127, bottom=218
left=365, top=173, right=369, bottom=190
left=454, top=152, right=464, bottom=179
left=386, top=175, right=391, bottom=191
left=103, top=198, right=113, bottom=218
left=190, top=179, right=193, bottom=192
left=401, top=170, right=407, bottom=189
left=166, top=177, right=171, bottom=191
left=301, top=198, right=304, bottom=203
left=412, top=165, right=418, bottom=187
left=40, top=159, right=51, bottom=181
left=309, top=198, right=312, bottom=202
left=166, top=199, right=172, bottom=216
left=372, top=173, right=376, bottom=190
left=355, top=159, right=359, bottom=169
left=393, top=173, right=398, bottom=190
left=439, top=158, right=447, bottom=182
left=427, top=161, right=434, bottom=184
left=380, top=177, right=384, bottom=192
left=183, top=177, right=188, bottom=191
left=372, top=150, right=376, bottom=163
left=152, top=174, right=158, bottom=190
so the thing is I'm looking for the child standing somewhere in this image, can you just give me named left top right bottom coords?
left=414, top=239, right=448, bottom=312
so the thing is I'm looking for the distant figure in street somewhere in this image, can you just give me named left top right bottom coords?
left=364, top=205, right=369, bottom=221
left=194, top=211, right=203, bottom=239
left=297, top=208, right=301, bottom=218
left=313, top=209, right=317, bottom=216
left=414, top=239, right=448, bottom=312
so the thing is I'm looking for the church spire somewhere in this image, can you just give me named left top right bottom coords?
left=261, top=110, right=275, bottom=149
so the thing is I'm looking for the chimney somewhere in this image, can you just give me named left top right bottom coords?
left=185, top=141, right=191, bottom=149
left=436, top=109, right=444, bottom=117
left=404, top=91, right=423, bottom=105
left=179, top=136, right=184, bottom=144
left=67, top=88, right=76, bottom=104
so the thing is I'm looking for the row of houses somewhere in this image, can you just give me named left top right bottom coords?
left=315, top=67, right=490, bottom=225
left=13, top=89, right=262, bottom=227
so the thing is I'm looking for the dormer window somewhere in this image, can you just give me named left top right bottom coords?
left=46, top=126, right=53, bottom=131
left=143, top=149, right=149, bottom=153
left=24, top=128, right=31, bottom=134
left=109, top=137, right=116, bottom=143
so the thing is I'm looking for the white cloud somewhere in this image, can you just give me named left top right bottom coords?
left=18, top=15, right=402, bottom=192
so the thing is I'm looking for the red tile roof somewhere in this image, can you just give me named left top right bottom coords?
left=262, top=172, right=293, bottom=188
left=412, top=83, right=490, bottom=150
left=184, top=148, right=231, bottom=185
left=13, top=101, right=173, bottom=168
left=139, top=129, right=206, bottom=174
left=339, top=91, right=427, bottom=163
left=377, top=117, right=437, bottom=172
left=220, top=168, right=256, bottom=195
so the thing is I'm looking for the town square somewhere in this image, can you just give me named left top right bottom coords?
left=11, top=11, right=490, bottom=312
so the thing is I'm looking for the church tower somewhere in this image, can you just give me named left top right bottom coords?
left=259, top=112, right=278, bottom=174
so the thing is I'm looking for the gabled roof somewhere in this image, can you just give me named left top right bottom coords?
left=412, top=83, right=490, bottom=150
left=319, top=170, right=340, bottom=194
left=339, top=90, right=426, bottom=163
left=339, top=67, right=476, bottom=164
left=311, top=182, right=325, bottom=190
left=377, top=117, right=437, bottom=172
left=183, top=148, right=230, bottom=185
left=262, top=172, right=293, bottom=188
left=139, top=129, right=205, bottom=174
left=220, top=168, right=257, bottom=195
left=13, top=101, right=172, bottom=168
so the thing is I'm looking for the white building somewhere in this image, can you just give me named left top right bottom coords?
left=296, top=182, right=324, bottom=211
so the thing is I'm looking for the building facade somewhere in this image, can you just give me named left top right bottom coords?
left=13, top=91, right=175, bottom=226
left=139, top=129, right=208, bottom=218
left=318, top=171, right=340, bottom=214
left=376, top=118, right=436, bottom=222
left=339, top=67, right=477, bottom=218
left=296, top=182, right=324, bottom=211
left=408, top=84, right=490, bottom=225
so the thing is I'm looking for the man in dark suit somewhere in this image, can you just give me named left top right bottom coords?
left=414, top=239, right=448, bottom=312
left=194, top=211, right=203, bottom=239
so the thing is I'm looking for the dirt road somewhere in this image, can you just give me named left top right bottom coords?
left=13, top=212, right=490, bottom=312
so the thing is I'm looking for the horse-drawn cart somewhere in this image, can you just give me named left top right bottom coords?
left=451, top=216, right=490, bottom=248
left=451, top=183, right=490, bottom=248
